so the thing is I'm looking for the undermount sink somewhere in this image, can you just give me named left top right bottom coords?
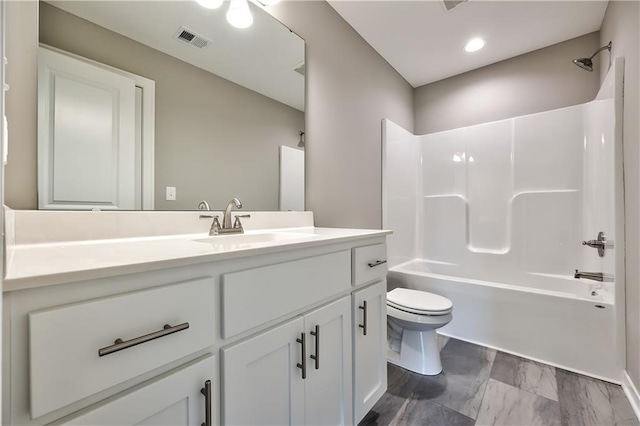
left=193, top=231, right=318, bottom=246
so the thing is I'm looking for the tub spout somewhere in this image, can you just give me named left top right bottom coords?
left=574, top=269, right=604, bottom=282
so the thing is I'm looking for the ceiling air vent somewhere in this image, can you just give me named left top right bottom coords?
left=174, top=26, right=210, bottom=49
left=442, top=0, right=469, bottom=12
left=293, top=61, right=305, bottom=77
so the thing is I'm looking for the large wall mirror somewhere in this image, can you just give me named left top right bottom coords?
left=37, top=0, right=305, bottom=211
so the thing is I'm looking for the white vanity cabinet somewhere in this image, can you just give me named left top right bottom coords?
left=353, top=281, right=388, bottom=424
left=351, top=243, right=389, bottom=425
left=222, top=297, right=352, bottom=426
left=3, top=233, right=389, bottom=426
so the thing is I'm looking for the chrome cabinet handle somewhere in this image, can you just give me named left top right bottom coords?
left=367, top=260, right=387, bottom=268
left=98, top=322, right=189, bottom=357
left=201, top=380, right=212, bottom=426
left=310, top=325, right=320, bottom=370
left=296, top=332, right=307, bottom=379
left=359, top=301, right=368, bottom=336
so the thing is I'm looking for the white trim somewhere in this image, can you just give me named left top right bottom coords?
left=611, top=56, right=627, bottom=384
left=623, top=371, right=640, bottom=422
left=39, top=44, right=155, bottom=210
left=0, top=0, right=5, bottom=419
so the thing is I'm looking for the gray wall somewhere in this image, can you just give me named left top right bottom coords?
left=269, top=1, right=414, bottom=229
left=600, top=0, right=640, bottom=393
left=5, top=1, right=38, bottom=210
left=414, top=33, right=601, bottom=135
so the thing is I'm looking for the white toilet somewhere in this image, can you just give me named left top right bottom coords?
left=386, top=288, right=453, bottom=375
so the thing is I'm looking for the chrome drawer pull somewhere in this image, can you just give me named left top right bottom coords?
left=201, top=379, right=212, bottom=426
left=98, top=322, right=190, bottom=357
left=367, top=260, right=387, bottom=268
left=359, top=301, right=368, bottom=336
left=296, top=332, right=307, bottom=379
left=310, top=325, right=320, bottom=370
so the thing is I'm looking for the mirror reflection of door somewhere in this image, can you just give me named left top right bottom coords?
left=279, top=145, right=304, bottom=211
left=37, top=47, right=155, bottom=210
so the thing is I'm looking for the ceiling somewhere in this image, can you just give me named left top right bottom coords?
left=47, top=1, right=305, bottom=110
left=327, top=0, right=609, bottom=87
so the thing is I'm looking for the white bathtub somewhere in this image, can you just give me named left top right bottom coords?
left=388, top=260, right=621, bottom=382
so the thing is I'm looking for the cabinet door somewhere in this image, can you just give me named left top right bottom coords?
left=353, top=281, right=387, bottom=424
left=55, top=355, right=215, bottom=425
left=222, top=317, right=305, bottom=425
left=304, top=297, right=352, bottom=425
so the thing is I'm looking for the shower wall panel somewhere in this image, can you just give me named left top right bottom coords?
left=583, top=98, right=615, bottom=277
left=464, top=121, right=513, bottom=254
left=384, top=97, right=616, bottom=281
left=382, top=119, right=419, bottom=267
left=513, top=106, right=584, bottom=193
left=416, top=104, right=587, bottom=276
left=511, top=190, right=581, bottom=275
left=422, top=195, right=467, bottom=263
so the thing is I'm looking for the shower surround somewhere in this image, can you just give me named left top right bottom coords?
left=383, top=59, right=624, bottom=382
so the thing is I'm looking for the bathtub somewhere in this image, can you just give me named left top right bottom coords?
left=388, top=260, right=621, bottom=382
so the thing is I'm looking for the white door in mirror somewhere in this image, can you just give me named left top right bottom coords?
left=38, top=47, right=137, bottom=210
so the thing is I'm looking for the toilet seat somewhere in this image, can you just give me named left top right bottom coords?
left=387, top=288, right=453, bottom=316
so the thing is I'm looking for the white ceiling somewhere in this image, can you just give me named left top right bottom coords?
left=47, top=1, right=305, bottom=110
left=327, top=0, right=609, bottom=87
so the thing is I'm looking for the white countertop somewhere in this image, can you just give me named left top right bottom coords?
left=4, top=227, right=391, bottom=292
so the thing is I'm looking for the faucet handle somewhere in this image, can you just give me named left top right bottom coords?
left=233, top=214, right=251, bottom=229
left=200, top=215, right=222, bottom=236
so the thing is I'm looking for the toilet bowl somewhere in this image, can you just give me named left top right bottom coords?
left=386, top=288, right=453, bottom=375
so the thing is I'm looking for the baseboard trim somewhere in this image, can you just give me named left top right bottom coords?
left=623, top=371, right=640, bottom=422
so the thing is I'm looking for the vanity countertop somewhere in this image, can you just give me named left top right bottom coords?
left=4, top=227, right=391, bottom=292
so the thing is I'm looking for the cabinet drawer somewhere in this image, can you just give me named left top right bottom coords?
left=352, top=244, right=388, bottom=286
left=29, top=278, right=215, bottom=419
left=221, top=251, right=351, bottom=338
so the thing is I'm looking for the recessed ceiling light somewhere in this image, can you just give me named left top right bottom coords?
left=465, top=38, right=485, bottom=53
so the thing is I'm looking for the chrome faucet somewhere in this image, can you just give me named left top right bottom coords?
left=199, top=198, right=250, bottom=236
left=223, top=198, right=242, bottom=229
left=574, top=269, right=604, bottom=282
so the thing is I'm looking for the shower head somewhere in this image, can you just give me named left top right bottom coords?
left=572, top=41, right=612, bottom=72
left=573, top=57, right=594, bottom=71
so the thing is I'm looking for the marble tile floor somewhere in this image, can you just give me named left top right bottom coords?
left=360, top=336, right=639, bottom=426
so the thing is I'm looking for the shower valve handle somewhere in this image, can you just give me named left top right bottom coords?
left=582, top=240, right=604, bottom=248
left=581, top=232, right=607, bottom=258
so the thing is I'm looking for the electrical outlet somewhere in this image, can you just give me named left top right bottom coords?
left=166, top=186, right=176, bottom=201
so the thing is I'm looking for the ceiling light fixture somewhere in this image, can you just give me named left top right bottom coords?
left=226, top=0, right=254, bottom=28
left=196, top=0, right=223, bottom=9
left=464, top=38, right=485, bottom=53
